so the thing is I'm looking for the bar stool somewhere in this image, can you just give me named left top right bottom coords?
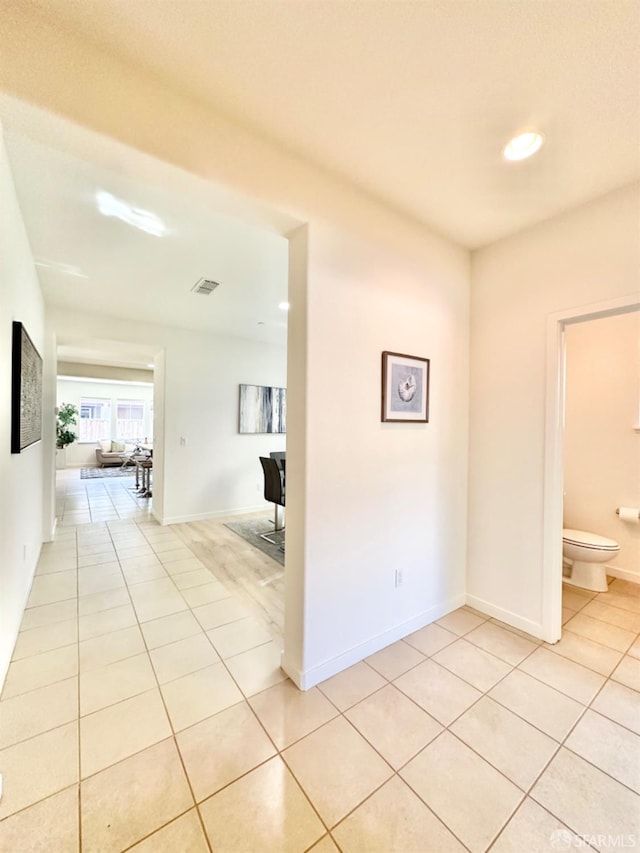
left=134, top=458, right=153, bottom=497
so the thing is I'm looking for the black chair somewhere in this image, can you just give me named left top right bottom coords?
left=259, top=456, right=285, bottom=544
left=269, top=451, right=286, bottom=472
left=270, top=450, right=286, bottom=491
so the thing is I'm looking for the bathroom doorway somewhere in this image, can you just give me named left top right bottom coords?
left=563, top=314, right=639, bottom=581
left=541, top=295, right=640, bottom=644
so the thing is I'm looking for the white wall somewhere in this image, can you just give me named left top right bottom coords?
left=1, top=16, right=470, bottom=685
left=285, top=222, right=470, bottom=687
left=161, top=328, right=287, bottom=523
left=41, top=324, right=57, bottom=542
left=58, top=361, right=154, bottom=383
left=0, top=124, right=45, bottom=686
left=564, top=311, right=640, bottom=581
left=48, top=309, right=288, bottom=523
left=468, top=183, right=640, bottom=635
left=56, top=377, right=154, bottom=467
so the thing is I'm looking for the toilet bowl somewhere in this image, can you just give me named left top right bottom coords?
left=562, top=528, right=620, bottom=592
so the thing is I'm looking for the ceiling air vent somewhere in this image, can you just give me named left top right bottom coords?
left=191, top=278, right=220, bottom=295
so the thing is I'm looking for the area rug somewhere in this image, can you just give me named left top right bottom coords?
left=80, top=467, right=136, bottom=479
left=225, top=518, right=285, bottom=566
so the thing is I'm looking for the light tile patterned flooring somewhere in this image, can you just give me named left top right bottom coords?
left=0, top=471, right=639, bottom=851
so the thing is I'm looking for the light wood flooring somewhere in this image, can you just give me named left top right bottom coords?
left=173, top=512, right=284, bottom=642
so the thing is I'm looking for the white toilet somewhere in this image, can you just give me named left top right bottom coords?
left=562, top=528, right=620, bottom=592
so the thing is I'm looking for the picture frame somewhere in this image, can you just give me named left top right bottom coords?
left=239, top=384, right=286, bottom=434
left=11, top=321, right=43, bottom=453
left=381, top=350, right=430, bottom=423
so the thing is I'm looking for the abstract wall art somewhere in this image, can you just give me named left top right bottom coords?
left=11, top=321, right=43, bottom=453
left=239, top=384, right=286, bottom=434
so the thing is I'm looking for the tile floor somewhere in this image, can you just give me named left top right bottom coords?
left=54, top=466, right=157, bottom=527
left=0, top=472, right=639, bottom=851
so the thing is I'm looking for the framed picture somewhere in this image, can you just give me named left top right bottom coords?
left=11, top=321, right=43, bottom=453
left=381, top=350, right=430, bottom=423
left=239, top=384, right=286, bottom=434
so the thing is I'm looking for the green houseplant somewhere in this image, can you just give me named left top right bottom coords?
left=56, top=403, right=78, bottom=468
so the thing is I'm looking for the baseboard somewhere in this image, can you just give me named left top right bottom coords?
left=465, top=593, right=543, bottom=640
left=159, top=504, right=268, bottom=526
left=0, top=545, right=42, bottom=695
left=280, top=651, right=303, bottom=689
left=606, top=566, right=640, bottom=585
left=288, top=593, right=466, bottom=690
left=0, top=643, right=13, bottom=699
left=44, top=516, right=58, bottom=543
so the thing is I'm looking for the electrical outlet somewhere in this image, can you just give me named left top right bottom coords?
left=394, top=569, right=403, bottom=588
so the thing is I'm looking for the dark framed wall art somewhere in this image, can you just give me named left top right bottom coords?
left=239, top=384, right=286, bottom=434
left=381, top=350, right=430, bottom=423
left=11, top=321, right=43, bottom=453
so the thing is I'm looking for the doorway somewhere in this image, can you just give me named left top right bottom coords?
left=542, top=294, right=640, bottom=643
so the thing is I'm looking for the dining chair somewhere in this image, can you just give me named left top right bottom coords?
left=259, top=456, right=285, bottom=544
left=269, top=451, right=286, bottom=471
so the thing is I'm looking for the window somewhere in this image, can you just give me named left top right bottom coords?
left=79, top=397, right=111, bottom=442
left=116, top=400, right=145, bottom=441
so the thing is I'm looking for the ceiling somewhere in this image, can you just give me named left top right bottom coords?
left=2, top=2, right=639, bottom=368
left=2, top=99, right=294, bottom=354
left=28, top=0, right=640, bottom=249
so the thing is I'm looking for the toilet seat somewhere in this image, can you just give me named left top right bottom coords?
left=562, top=528, right=619, bottom=551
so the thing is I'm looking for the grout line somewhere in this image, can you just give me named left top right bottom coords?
left=559, top=739, right=640, bottom=797
left=118, top=806, right=197, bottom=852
left=103, top=519, right=214, bottom=853
left=3, top=470, right=640, bottom=850
left=329, top=714, right=474, bottom=852
left=75, top=525, right=82, bottom=853
left=563, top=621, right=639, bottom=655
left=132, top=522, right=333, bottom=844
left=111, top=510, right=333, bottom=848
left=487, top=608, right=640, bottom=848
left=390, top=626, right=636, bottom=848
left=540, top=642, right=625, bottom=680
left=297, top=634, right=545, bottom=849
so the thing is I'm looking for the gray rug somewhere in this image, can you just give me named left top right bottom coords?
left=225, top=518, right=285, bottom=566
left=80, top=467, right=136, bottom=479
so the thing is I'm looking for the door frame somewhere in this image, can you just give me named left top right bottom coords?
left=541, top=293, right=640, bottom=642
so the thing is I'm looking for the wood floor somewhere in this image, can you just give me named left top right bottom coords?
left=172, top=512, right=284, bottom=642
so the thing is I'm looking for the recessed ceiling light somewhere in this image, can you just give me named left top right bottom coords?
left=503, top=131, right=544, bottom=162
left=278, top=302, right=290, bottom=311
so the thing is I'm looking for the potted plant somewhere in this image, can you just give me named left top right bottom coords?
left=56, top=403, right=79, bottom=469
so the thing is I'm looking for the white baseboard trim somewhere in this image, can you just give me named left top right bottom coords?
left=0, top=546, right=42, bottom=695
left=159, top=504, right=268, bottom=526
left=44, top=516, right=58, bottom=543
left=280, top=652, right=303, bottom=689
left=465, top=594, right=543, bottom=640
left=286, top=593, right=466, bottom=691
left=606, top=566, right=640, bottom=585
